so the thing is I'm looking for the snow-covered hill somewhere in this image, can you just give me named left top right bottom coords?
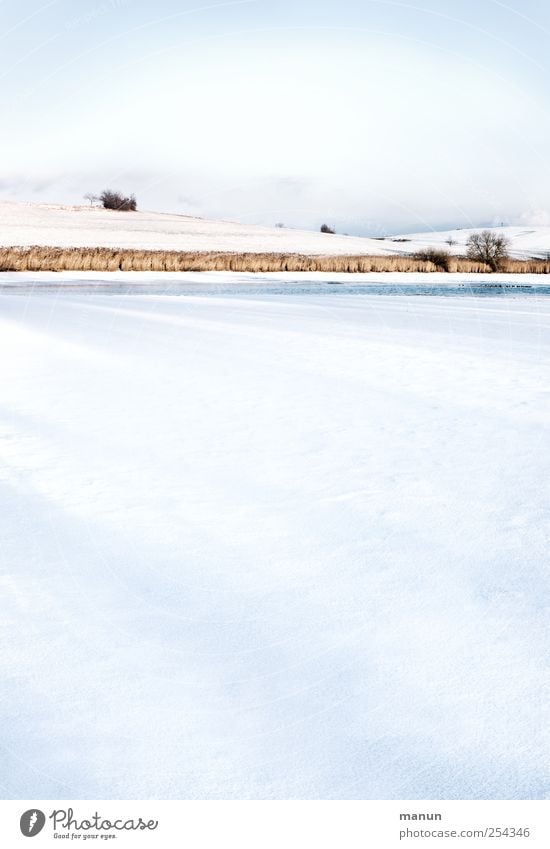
left=392, top=225, right=550, bottom=260
left=1, top=201, right=550, bottom=259
left=0, top=201, right=387, bottom=255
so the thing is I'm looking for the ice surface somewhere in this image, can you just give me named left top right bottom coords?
left=0, top=275, right=549, bottom=799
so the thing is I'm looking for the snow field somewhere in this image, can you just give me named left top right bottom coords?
left=0, top=279, right=549, bottom=799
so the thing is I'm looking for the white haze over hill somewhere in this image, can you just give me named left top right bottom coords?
left=2, top=1, right=550, bottom=231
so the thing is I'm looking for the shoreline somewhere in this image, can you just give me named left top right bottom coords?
left=3, top=270, right=550, bottom=292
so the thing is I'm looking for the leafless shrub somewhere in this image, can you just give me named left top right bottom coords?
left=412, top=248, right=452, bottom=272
left=100, top=189, right=137, bottom=211
left=320, top=224, right=336, bottom=234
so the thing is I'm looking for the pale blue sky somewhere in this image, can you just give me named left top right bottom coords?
left=2, top=0, right=550, bottom=233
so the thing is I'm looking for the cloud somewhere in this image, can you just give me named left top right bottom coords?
left=0, top=176, right=58, bottom=195
left=517, top=209, right=550, bottom=227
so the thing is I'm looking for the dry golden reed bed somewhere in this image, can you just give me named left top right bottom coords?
left=1, top=247, right=550, bottom=274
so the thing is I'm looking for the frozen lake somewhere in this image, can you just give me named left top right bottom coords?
left=1, top=274, right=549, bottom=800
left=3, top=272, right=550, bottom=298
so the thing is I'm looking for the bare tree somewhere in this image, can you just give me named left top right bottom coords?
left=466, top=230, right=509, bottom=271
left=445, top=235, right=457, bottom=247
left=84, top=193, right=100, bottom=207
left=320, top=223, right=336, bottom=234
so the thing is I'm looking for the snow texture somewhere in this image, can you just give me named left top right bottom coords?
left=3, top=201, right=550, bottom=258
left=0, top=202, right=385, bottom=255
left=0, top=274, right=549, bottom=800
